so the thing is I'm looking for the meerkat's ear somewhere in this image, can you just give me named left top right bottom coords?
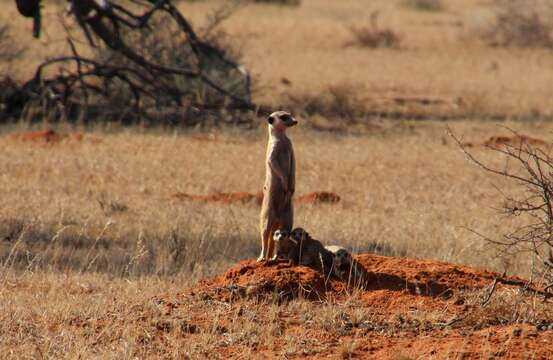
left=267, top=116, right=274, bottom=124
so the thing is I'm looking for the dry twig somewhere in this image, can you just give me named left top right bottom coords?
left=449, top=126, right=553, bottom=288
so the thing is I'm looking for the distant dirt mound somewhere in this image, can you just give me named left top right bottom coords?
left=295, top=191, right=341, bottom=204
left=11, top=129, right=101, bottom=144
left=190, top=254, right=527, bottom=303
left=484, top=135, right=549, bottom=148
left=463, top=134, right=549, bottom=148
left=172, top=191, right=340, bottom=206
left=172, top=192, right=263, bottom=205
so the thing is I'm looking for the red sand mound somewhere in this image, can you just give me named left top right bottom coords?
left=182, top=254, right=553, bottom=359
left=463, top=134, right=549, bottom=148
left=172, top=191, right=340, bottom=206
left=295, top=191, right=341, bottom=204
left=190, top=254, right=528, bottom=304
left=16, top=129, right=63, bottom=143
left=172, top=191, right=264, bottom=205
left=11, top=129, right=101, bottom=144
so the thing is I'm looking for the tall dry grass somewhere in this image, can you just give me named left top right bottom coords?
left=1, top=120, right=550, bottom=281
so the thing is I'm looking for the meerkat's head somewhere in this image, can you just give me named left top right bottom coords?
left=273, top=229, right=296, bottom=256
left=290, top=227, right=309, bottom=243
left=333, top=249, right=352, bottom=268
left=273, top=229, right=290, bottom=244
left=267, top=111, right=297, bottom=133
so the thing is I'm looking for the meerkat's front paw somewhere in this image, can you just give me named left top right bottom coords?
left=265, top=255, right=279, bottom=266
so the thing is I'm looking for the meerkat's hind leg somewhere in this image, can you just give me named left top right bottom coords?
left=257, top=226, right=271, bottom=262
left=268, top=235, right=279, bottom=261
left=267, top=231, right=276, bottom=260
left=267, top=221, right=283, bottom=260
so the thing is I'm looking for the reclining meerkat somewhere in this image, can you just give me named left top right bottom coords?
left=324, top=245, right=353, bottom=280
left=275, top=230, right=369, bottom=286
left=325, top=245, right=370, bottom=287
left=258, top=111, right=297, bottom=262
left=286, top=227, right=335, bottom=276
left=273, top=229, right=335, bottom=274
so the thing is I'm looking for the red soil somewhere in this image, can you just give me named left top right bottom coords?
left=182, top=254, right=553, bottom=359
left=172, top=191, right=264, bottom=205
left=172, top=191, right=341, bottom=205
left=295, top=191, right=341, bottom=204
left=16, top=129, right=63, bottom=143
left=191, top=254, right=527, bottom=304
left=485, top=135, right=549, bottom=148
left=11, top=129, right=101, bottom=144
left=61, top=254, right=552, bottom=358
left=463, top=134, right=549, bottom=148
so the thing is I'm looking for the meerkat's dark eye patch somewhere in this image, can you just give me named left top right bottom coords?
left=267, top=116, right=274, bottom=124
left=280, top=114, right=291, bottom=122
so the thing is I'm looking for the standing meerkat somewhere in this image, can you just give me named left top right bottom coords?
left=258, top=111, right=297, bottom=262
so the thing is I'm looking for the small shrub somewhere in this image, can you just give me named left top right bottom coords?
left=0, top=24, right=25, bottom=63
left=402, top=0, right=443, bottom=12
left=480, top=1, right=553, bottom=48
left=253, top=0, right=301, bottom=5
left=285, top=84, right=368, bottom=124
left=346, top=12, right=401, bottom=49
left=95, top=13, right=248, bottom=114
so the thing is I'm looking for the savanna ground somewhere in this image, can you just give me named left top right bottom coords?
left=2, top=0, right=553, bottom=358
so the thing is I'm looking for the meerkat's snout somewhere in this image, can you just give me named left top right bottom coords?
left=281, top=114, right=298, bottom=127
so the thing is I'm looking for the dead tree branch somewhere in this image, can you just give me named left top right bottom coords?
left=8, top=0, right=271, bottom=125
left=449, top=127, right=553, bottom=291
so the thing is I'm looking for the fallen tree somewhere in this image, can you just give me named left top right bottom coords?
left=5, top=0, right=268, bottom=126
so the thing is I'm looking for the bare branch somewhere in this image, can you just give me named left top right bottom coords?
left=9, top=0, right=273, bottom=124
left=450, top=126, right=553, bottom=286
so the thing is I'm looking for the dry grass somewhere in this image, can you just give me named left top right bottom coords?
left=0, top=120, right=550, bottom=279
left=402, top=0, right=444, bottom=12
left=284, top=84, right=369, bottom=125
left=1, top=269, right=551, bottom=358
left=347, top=25, right=402, bottom=49
left=253, top=0, right=300, bottom=5
left=346, top=12, right=402, bottom=49
left=0, top=24, right=25, bottom=64
left=478, top=0, right=553, bottom=49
